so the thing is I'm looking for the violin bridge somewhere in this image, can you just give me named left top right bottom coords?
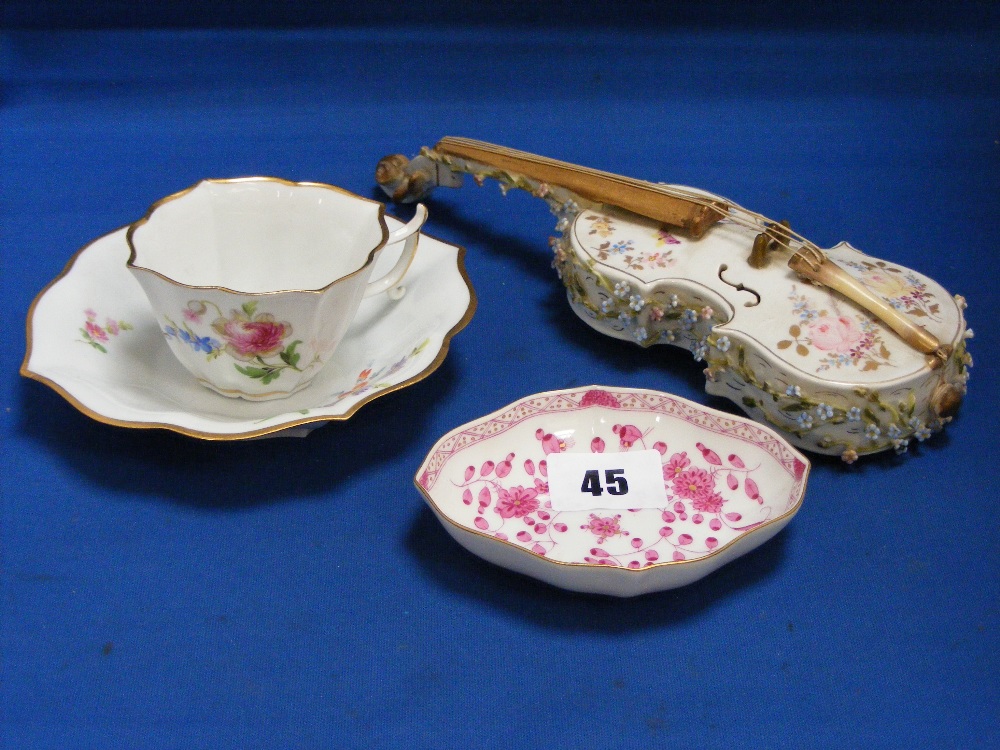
left=748, top=220, right=793, bottom=268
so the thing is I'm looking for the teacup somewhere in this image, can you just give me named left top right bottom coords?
left=126, top=177, right=427, bottom=400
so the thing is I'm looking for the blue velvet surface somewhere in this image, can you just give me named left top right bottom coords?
left=2, top=24, right=998, bottom=749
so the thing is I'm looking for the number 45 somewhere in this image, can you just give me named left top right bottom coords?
left=580, top=469, right=628, bottom=497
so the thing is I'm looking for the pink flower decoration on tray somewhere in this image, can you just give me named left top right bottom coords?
left=415, top=387, right=809, bottom=597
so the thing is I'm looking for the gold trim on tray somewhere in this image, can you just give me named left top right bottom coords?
left=415, top=480, right=804, bottom=573
left=413, top=386, right=809, bottom=575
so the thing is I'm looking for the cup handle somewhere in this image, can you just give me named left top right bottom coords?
left=364, top=204, right=428, bottom=298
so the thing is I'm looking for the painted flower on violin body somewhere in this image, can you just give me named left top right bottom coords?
left=495, top=486, right=540, bottom=519
left=863, top=270, right=910, bottom=299
left=610, top=240, right=634, bottom=255
left=212, top=308, right=292, bottom=361
left=793, top=297, right=816, bottom=322
left=808, top=316, right=863, bottom=354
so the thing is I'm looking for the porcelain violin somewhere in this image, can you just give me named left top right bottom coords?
left=376, top=137, right=972, bottom=461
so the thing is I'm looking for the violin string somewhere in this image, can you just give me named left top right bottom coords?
left=647, top=183, right=819, bottom=252
left=438, top=137, right=820, bottom=254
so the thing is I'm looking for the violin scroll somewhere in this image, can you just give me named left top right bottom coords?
left=375, top=151, right=464, bottom=203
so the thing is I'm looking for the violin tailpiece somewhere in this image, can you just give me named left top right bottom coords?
left=788, top=247, right=946, bottom=360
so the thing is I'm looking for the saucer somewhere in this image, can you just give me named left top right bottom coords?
left=416, top=387, right=809, bottom=596
left=21, top=217, right=476, bottom=439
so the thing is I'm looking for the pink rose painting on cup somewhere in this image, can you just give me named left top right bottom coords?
left=163, top=300, right=316, bottom=385
left=777, top=287, right=893, bottom=372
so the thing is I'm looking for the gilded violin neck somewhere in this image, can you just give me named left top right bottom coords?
left=433, top=137, right=725, bottom=238
left=376, top=137, right=728, bottom=238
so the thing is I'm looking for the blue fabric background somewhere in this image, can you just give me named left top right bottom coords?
left=2, top=6, right=998, bottom=748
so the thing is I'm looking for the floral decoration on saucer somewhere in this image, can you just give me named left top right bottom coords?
left=21, top=218, right=475, bottom=439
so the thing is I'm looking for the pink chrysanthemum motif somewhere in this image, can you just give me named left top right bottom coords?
left=580, top=390, right=621, bottom=408
left=495, top=486, right=540, bottom=519
left=692, top=491, right=725, bottom=513
left=662, top=452, right=691, bottom=480
left=581, top=513, right=624, bottom=543
left=672, top=467, right=716, bottom=500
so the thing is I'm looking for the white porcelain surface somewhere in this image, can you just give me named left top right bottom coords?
left=22, top=218, right=474, bottom=439
left=126, top=178, right=427, bottom=400
left=416, top=387, right=809, bottom=597
left=557, top=205, right=970, bottom=459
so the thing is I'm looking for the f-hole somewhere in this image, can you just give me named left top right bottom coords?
left=718, top=264, right=761, bottom=307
